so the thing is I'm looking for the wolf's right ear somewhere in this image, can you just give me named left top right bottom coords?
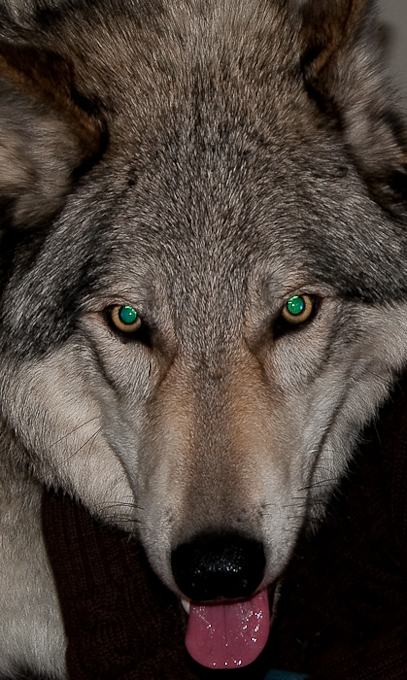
left=299, top=0, right=407, bottom=216
left=0, top=42, right=104, bottom=229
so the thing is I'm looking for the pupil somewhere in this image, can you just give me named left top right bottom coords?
left=287, top=296, right=305, bottom=315
left=119, top=305, right=138, bottom=324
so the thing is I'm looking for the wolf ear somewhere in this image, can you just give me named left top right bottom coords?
left=300, top=0, right=407, bottom=216
left=0, top=42, right=104, bottom=229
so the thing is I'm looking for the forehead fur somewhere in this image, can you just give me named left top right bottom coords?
left=2, top=0, right=407, bottom=361
left=27, top=0, right=302, bottom=143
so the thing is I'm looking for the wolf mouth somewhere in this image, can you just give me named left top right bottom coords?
left=181, top=584, right=277, bottom=669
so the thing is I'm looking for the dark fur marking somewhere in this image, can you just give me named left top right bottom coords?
left=377, top=108, right=407, bottom=147
left=127, top=170, right=138, bottom=188
left=0, top=196, right=16, bottom=231
left=387, top=170, right=407, bottom=203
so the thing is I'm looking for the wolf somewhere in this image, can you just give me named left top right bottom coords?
left=0, top=0, right=406, bottom=676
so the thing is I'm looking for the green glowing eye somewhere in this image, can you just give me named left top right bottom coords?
left=119, top=305, right=138, bottom=324
left=286, top=296, right=305, bottom=316
left=282, top=294, right=314, bottom=325
left=110, top=305, right=142, bottom=333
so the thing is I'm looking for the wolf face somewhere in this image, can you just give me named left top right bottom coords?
left=1, top=0, right=407, bottom=672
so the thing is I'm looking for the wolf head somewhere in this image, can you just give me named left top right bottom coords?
left=1, top=0, right=407, bottom=669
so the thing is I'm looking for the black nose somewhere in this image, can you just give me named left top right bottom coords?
left=171, top=531, right=266, bottom=602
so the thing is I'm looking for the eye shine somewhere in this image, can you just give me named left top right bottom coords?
left=282, top=295, right=314, bottom=325
left=286, top=296, right=305, bottom=316
left=110, top=305, right=142, bottom=333
left=119, top=305, right=138, bottom=324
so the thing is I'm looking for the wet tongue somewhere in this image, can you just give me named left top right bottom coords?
left=185, top=589, right=270, bottom=669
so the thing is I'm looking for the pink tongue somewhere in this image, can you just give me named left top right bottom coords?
left=185, top=589, right=270, bottom=669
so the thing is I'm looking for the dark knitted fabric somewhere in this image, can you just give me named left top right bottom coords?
left=42, top=493, right=198, bottom=680
left=42, top=374, right=407, bottom=679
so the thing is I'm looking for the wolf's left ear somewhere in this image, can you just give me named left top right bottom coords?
left=0, top=42, right=104, bottom=229
left=300, top=0, right=407, bottom=216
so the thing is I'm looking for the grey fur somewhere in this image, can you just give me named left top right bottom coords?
left=0, top=0, right=407, bottom=675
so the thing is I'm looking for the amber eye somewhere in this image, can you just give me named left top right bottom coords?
left=281, top=295, right=314, bottom=325
left=110, top=305, right=142, bottom=333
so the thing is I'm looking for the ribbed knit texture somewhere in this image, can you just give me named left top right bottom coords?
left=42, top=495, right=198, bottom=680
left=42, top=373, right=407, bottom=679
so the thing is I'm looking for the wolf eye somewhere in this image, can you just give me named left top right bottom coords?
left=281, top=295, right=314, bottom=325
left=110, top=305, right=142, bottom=333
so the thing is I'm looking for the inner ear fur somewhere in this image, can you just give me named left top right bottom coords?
left=300, top=0, right=407, bottom=216
left=0, top=42, right=104, bottom=229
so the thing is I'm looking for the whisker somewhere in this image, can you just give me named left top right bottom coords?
left=66, top=427, right=102, bottom=462
left=49, top=416, right=100, bottom=447
left=99, top=514, right=141, bottom=528
left=298, top=477, right=339, bottom=491
left=101, top=501, right=145, bottom=513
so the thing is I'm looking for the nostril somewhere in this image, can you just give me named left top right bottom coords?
left=171, top=531, right=266, bottom=602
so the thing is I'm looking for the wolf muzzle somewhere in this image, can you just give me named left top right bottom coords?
left=171, top=531, right=270, bottom=669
